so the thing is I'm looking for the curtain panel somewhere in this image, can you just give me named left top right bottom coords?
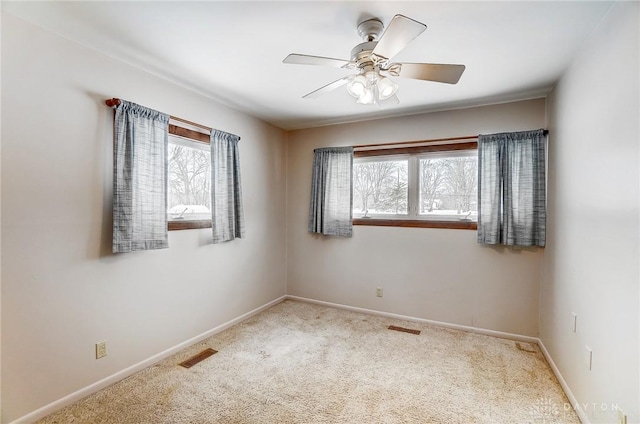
left=112, top=100, right=170, bottom=253
left=477, top=129, right=546, bottom=247
left=308, top=147, right=354, bottom=237
left=210, top=129, right=245, bottom=243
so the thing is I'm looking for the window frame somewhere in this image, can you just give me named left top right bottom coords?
left=167, top=131, right=212, bottom=231
left=352, top=142, right=478, bottom=230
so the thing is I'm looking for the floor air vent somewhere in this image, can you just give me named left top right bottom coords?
left=388, top=325, right=421, bottom=335
left=179, top=348, right=218, bottom=368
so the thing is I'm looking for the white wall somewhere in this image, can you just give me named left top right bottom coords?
left=287, top=99, right=546, bottom=337
left=541, top=2, right=639, bottom=423
left=1, top=13, right=287, bottom=423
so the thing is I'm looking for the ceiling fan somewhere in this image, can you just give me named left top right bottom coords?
left=283, top=14, right=465, bottom=105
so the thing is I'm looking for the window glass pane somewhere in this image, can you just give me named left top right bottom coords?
left=419, top=155, right=478, bottom=221
left=353, top=159, right=408, bottom=215
left=168, top=139, right=211, bottom=221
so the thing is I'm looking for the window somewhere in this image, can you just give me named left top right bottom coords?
left=353, top=156, right=409, bottom=216
left=167, top=135, right=212, bottom=230
left=353, top=143, right=478, bottom=230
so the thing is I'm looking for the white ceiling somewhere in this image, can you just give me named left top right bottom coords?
left=3, top=1, right=613, bottom=130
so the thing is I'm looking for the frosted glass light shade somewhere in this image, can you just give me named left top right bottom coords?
left=377, top=76, right=398, bottom=100
left=347, top=75, right=368, bottom=98
left=356, top=89, right=374, bottom=105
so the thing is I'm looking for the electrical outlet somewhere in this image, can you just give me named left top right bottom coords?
left=96, top=341, right=107, bottom=359
left=584, top=346, right=592, bottom=370
left=376, top=287, right=383, bottom=297
left=617, top=409, right=627, bottom=424
left=571, top=312, right=577, bottom=333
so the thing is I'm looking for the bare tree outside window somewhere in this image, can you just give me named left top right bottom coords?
left=419, top=158, right=446, bottom=213
left=444, top=157, right=477, bottom=214
left=419, top=155, right=477, bottom=220
left=353, top=160, right=408, bottom=215
left=168, top=141, right=211, bottom=221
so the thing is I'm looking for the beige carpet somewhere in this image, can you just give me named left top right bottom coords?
left=37, top=300, right=580, bottom=423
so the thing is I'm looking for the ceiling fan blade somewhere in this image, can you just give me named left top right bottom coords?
left=283, top=54, right=352, bottom=68
left=371, top=15, right=427, bottom=62
left=396, top=63, right=466, bottom=84
left=302, top=76, right=353, bottom=99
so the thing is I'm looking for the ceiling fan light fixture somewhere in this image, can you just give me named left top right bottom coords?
left=348, top=72, right=395, bottom=105
left=377, top=75, right=398, bottom=100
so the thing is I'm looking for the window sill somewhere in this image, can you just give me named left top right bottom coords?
left=353, top=218, right=477, bottom=230
left=168, top=220, right=212, bottom=231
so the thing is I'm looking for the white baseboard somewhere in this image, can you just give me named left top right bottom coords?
left=286, top=295, right=539, bottom=343
left=537, top=339, right=590, bottom=424
left=10, top=295, right=287, bottom=424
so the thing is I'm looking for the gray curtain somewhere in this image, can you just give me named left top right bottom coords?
left=308, top=147, right=354, bottom=237
left=477, top=129, right=546, bottom=247
left=112, top=100, right=170, bottom=253
left=211, top=129, right=245, bottom=243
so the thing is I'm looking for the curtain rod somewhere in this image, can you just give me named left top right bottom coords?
left=105, top=98, right=240, bottom=140
left=352, top=130, right=548, bottom=150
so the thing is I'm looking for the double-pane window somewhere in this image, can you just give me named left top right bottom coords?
left=353, top=145, right=477, bottom=225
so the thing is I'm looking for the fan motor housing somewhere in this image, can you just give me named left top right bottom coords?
left=351, top=41, right=377, bottom=68
left=350, top=41, right=377, bottom=60
left=357, top=18, right=384, bottom=41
